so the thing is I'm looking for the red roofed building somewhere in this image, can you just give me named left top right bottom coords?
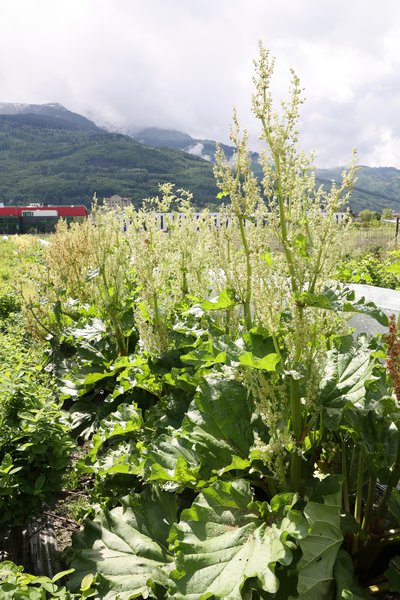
left=0, top=204, right=88, bottom=234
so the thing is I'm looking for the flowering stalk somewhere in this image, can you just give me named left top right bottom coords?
left=378, top=314, right=400, bottom=514
left=385, top=314, right=400, bottom=400
left=214, top=112, right=259, bottom=332
left=253, top=46, right=304, bottom=489
left=215, top=43, right=356, bottom=493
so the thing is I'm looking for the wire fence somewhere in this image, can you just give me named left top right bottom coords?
left=341, top=223, right=399, bottom=256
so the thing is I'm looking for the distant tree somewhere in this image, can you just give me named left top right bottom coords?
left=359, top=209, right=380, bottom=224
left=382, top=207, right=394, bottom=220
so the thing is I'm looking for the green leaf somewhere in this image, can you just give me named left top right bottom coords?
left=86, top=403, right=143, bottom=463
left=299, top=285, right=388, bottom=326
left=334, top=550, right=369, bottom=599
left=51, top=568, right=75, bottom=583
left=386, top=263, right=400, bottom=275
left=142, top=433, right=201, bottom=485
left=318, top=336, right=375, bottom=430
left=387, top=488, right=400, bottom=522
left=294, top=476, right=343, bottom=599
left=239, top=351, right=280, bottom=371
left=83, top=371, right=116, bottom=386
left=342, top=409, right=398, bottom=480
left=69, top=487, right=176, bottom=599
left=385, top=555, right=400, bottom=593
left=169, top=479, right=301, bottom=599
left=262, top=251, right=273, bottom=267
left=80, top=573, right=95, bottom=591
left=34, top=474, right=46, bottom=493
left=181, top=331, right=279, bottom=371
left=181, top=338, right=230, bottom=368
left=144, top=376, right=254, bottom=484
left=201, top=288, right=238, bottom=311
left=294, top=233, right=310, bottom=258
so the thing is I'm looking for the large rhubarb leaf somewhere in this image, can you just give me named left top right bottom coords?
left=69, top=487, right=177, bottom=599
left=142, top=375, right=255, bottom=485
left=181, top=330, right=279, bottom=371
left=294, top=476, right=343, bottom=599
left=86, top=403, right=143, bottom=463
left=298, top=284, right=388, bottom=326
left=385, top=555, right=400, bottom=594
left=334, top=550, right=369, bottom=599
left=169, top=479, right=307, bottom=599
left=342, top=409, right=398, bottom=481
left=142, top=432, right=201, bottom=485
left=318, top=336, right=375, bottom=430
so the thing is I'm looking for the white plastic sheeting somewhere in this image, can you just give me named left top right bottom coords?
left=348, top=283, right=400, bottom=334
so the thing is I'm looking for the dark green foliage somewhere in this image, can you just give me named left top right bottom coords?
left=132, top=126, right=400, bottom=213
left=0, top=404, right=73, bottom=529
left=2, top=112, right=400, bottom=211
left=358, top=209, right=380, bottom=223
left=0, top=560, right=97, bottom=598
left=0, top=318, right=74, bottom=530
left=0, top=101, right=101, bottom=132
left=316, top=166, right=400, bottom=213
left=337, top=253, right=400, bottom=289
left=0, top=291, right=21, bottom=319
left=0, top=115, right=218, bottom=208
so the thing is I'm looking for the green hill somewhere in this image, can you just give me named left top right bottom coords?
left=131, top=126, right=256, bottom=163
left=0, top=106, right=399, bottom=213
left=316, top=166, right=400, bottom=213
left=0, top=102, right=103, bottom=133
left=0, top=114, right=217, bottom=208
left=130, top=127, right=400, bottom=214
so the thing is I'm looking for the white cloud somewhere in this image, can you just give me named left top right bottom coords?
left=186, top=142, right=211, bottom=162
left=0, top=0, right=399, bottom=167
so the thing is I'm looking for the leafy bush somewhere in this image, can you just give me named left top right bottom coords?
left=337, top=252, right=400, bottom=289
left=0, top=323, right=74, bottom=530
left=0, top=291, right=21, bottom=319
left=0, top=561, right=97, bottom=599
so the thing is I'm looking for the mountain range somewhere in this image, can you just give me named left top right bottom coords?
left=0, top=102, right=398, bottom=212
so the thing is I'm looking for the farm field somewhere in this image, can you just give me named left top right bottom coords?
left=2, top=46, right=400, bottom=600
left=2, top=201, right=400, bottom=598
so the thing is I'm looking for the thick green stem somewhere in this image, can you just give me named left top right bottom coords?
left=290, top=377, right=302, bottom=491
left=271, top=333, right=283, bottom=362
left=274, top=157, right=298, bottom=295
left=352, top=452, right=365, bottom=555
left=341, top=440, right=351, bottom=514
left=100, top=266, right=127, bottom=355
left=238, top=216, right=253, bottom=330
left=261, top=96, right=307, bottom=494
left=354, top=452, right=365, bottom=524
left=362, top=474, right=377, bottom=534
left=153, top=290, right=161, bottom=331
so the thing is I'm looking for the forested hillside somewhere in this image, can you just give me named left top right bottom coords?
left=0, top=107, right=399, bottom=212
left=0, top=114, right=217, bottom=207
left=132, top=127, right=400, bottom=213
left=317, top=166, right=400, bottom=213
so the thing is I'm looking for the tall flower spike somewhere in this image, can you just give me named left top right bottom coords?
left=385, top=313, right=400, bottom=403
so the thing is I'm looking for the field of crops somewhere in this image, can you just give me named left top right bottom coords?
left=2, top=45, right=400, bottom=600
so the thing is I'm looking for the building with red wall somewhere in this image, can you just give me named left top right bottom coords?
left=0, top=204, right=88, bottom=234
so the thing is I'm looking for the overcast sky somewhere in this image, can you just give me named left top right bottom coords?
left=0, top=0, right=399, bottom=168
